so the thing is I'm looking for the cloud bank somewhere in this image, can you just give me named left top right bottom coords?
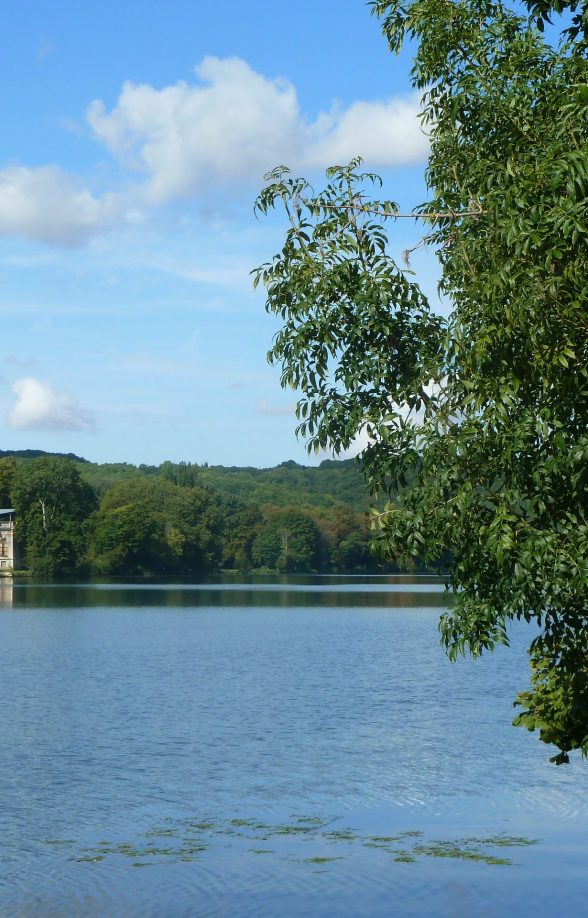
left=7, top=377, right=95, bottom=431
left=0, top=166, right=119, bottom=246
left=88, top=56, right=427, bottom=204
left=0, top=56, right=428, bottom=246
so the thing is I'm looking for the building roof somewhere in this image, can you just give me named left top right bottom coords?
left=0, top=509, right=15, bottom=515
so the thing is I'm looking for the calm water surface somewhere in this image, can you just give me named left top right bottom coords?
left=0, top=575, right=586, bottom=916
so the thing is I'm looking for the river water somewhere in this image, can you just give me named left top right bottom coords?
left=0, top=576, right=586, bottom=916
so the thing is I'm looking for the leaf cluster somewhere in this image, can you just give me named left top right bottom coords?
left=255, top=1, right=588, bottom=760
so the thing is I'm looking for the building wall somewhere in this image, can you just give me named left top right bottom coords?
left=0, top=517, right=14, bottom=570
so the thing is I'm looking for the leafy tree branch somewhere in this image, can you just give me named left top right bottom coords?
left=255, top=0, right=588, bottom=762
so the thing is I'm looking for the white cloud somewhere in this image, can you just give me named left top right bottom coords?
left=7, top=377, right=95, bottom=431
left=0, top=166, right=119, bottom=246
left=87, top=56, right=427, bottom=205
left=305, top=97, right=428, bottom=168
left=0, top=56, right=427, bottom=247
left=87, top=57, right=300, bottom=204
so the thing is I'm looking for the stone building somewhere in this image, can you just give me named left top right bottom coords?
left=0, top=509, right=15, bottom=572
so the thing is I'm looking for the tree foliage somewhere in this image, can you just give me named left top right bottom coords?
left=254, top=1, right=588, bottom=761
left=88, top=477, right=224, bottom=575
left=4, top=454, right=386, bottom=576
left=251, top=509, right=324, bottom=572
left=0, top=458, right=17, bottom=507
left=11, top=457, right=97, bottom=576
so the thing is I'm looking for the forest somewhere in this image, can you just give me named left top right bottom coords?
left=0, top=450, right=416, bottom=577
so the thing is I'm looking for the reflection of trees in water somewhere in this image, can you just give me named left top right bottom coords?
left=0, top=580, right=13, bottom=608
left=10, top=582, right=451, bottom=610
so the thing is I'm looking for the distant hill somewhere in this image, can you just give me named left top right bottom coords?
left=0, top=449, right=89, bottom=463
left=75, top=456, right=370, bottom=509
left=2, top=450, right=371, bottom=510
left=198, top=458, right=369, bottom=510
left=3, top=452, right=438, bottom=575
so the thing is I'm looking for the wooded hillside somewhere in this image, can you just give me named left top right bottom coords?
left=0, top=451, right=413, bottom=576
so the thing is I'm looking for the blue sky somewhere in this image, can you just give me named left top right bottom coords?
left=0, top=0, right=440, bottom=467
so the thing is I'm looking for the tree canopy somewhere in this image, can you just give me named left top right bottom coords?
left=11, top=457, right=97, bottom=576
left=251, top=509, right=324, bottom=572
left=0, top=458, right=17, bottom=507
left=4, top=454, right=386, bottom=576
left=88, top=476, right=225, bottom=575
left=254, top=0, right=587, bottom=762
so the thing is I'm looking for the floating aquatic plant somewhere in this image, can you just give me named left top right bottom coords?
left=59, top=816, right=538, bottom=870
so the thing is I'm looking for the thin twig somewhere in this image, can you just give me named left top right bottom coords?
left=306, top=199, right=486, bottom=221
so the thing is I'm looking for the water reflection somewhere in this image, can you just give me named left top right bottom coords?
left=7, top=575, right=450, bottom=610
left=0, top=579, right=13, bottom=607
left=1, top=575, right=586, bottom=918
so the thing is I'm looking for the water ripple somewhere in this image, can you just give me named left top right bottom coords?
left=1, top=578, right=587, bottom=915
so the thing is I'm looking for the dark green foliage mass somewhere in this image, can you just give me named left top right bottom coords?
left=313, top=504, right=376, bottom=572
left=88, top=475, right=379, bottom=576
left=75, top=456, right=369, bottom=508
left=159, top=460, right=201, bottom=489
left=2, top=453, right=383, bottom=576
left=218, top=496, right=261, bottom=571
left=251, top=509, right=324, bottom=572
left=189, top=458, right=371, bottom=510
left=0, top=458, right=17, bottom=507
left=0, top=448, right=87, bottom=463
left=254, top=1, right=587, bottom=760
left=74, top=455, right=381, bottom=573
left=88, top=477, right=224, bottom=576
left=11, top=457, right=97, bottom=576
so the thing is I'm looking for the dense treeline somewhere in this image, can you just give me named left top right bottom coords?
left=0, top=448, right=87, bottom=463
left=0, top=453, right=390, bottom=577
left=75, top=456, right=372, bottom=509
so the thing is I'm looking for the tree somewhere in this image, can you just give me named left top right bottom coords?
left=88, top=476, right=224, bottom=575
left=159, top=460, right=201, bottom=489
left=315, top=505, right=376, bottom=571
left=89, top=497, right=161, bottom=575
left=251, top=509, right=324, bottom=572
left=11, top=458, right=97, bottom=575
left=217, top=495, right=261, bottom=571
left=254, top=1, right=587, bottom=762
left=0, top=457, right=17, bottom=506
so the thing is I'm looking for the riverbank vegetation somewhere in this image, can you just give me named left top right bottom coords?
left=0, top=451, right=403, bottom=577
